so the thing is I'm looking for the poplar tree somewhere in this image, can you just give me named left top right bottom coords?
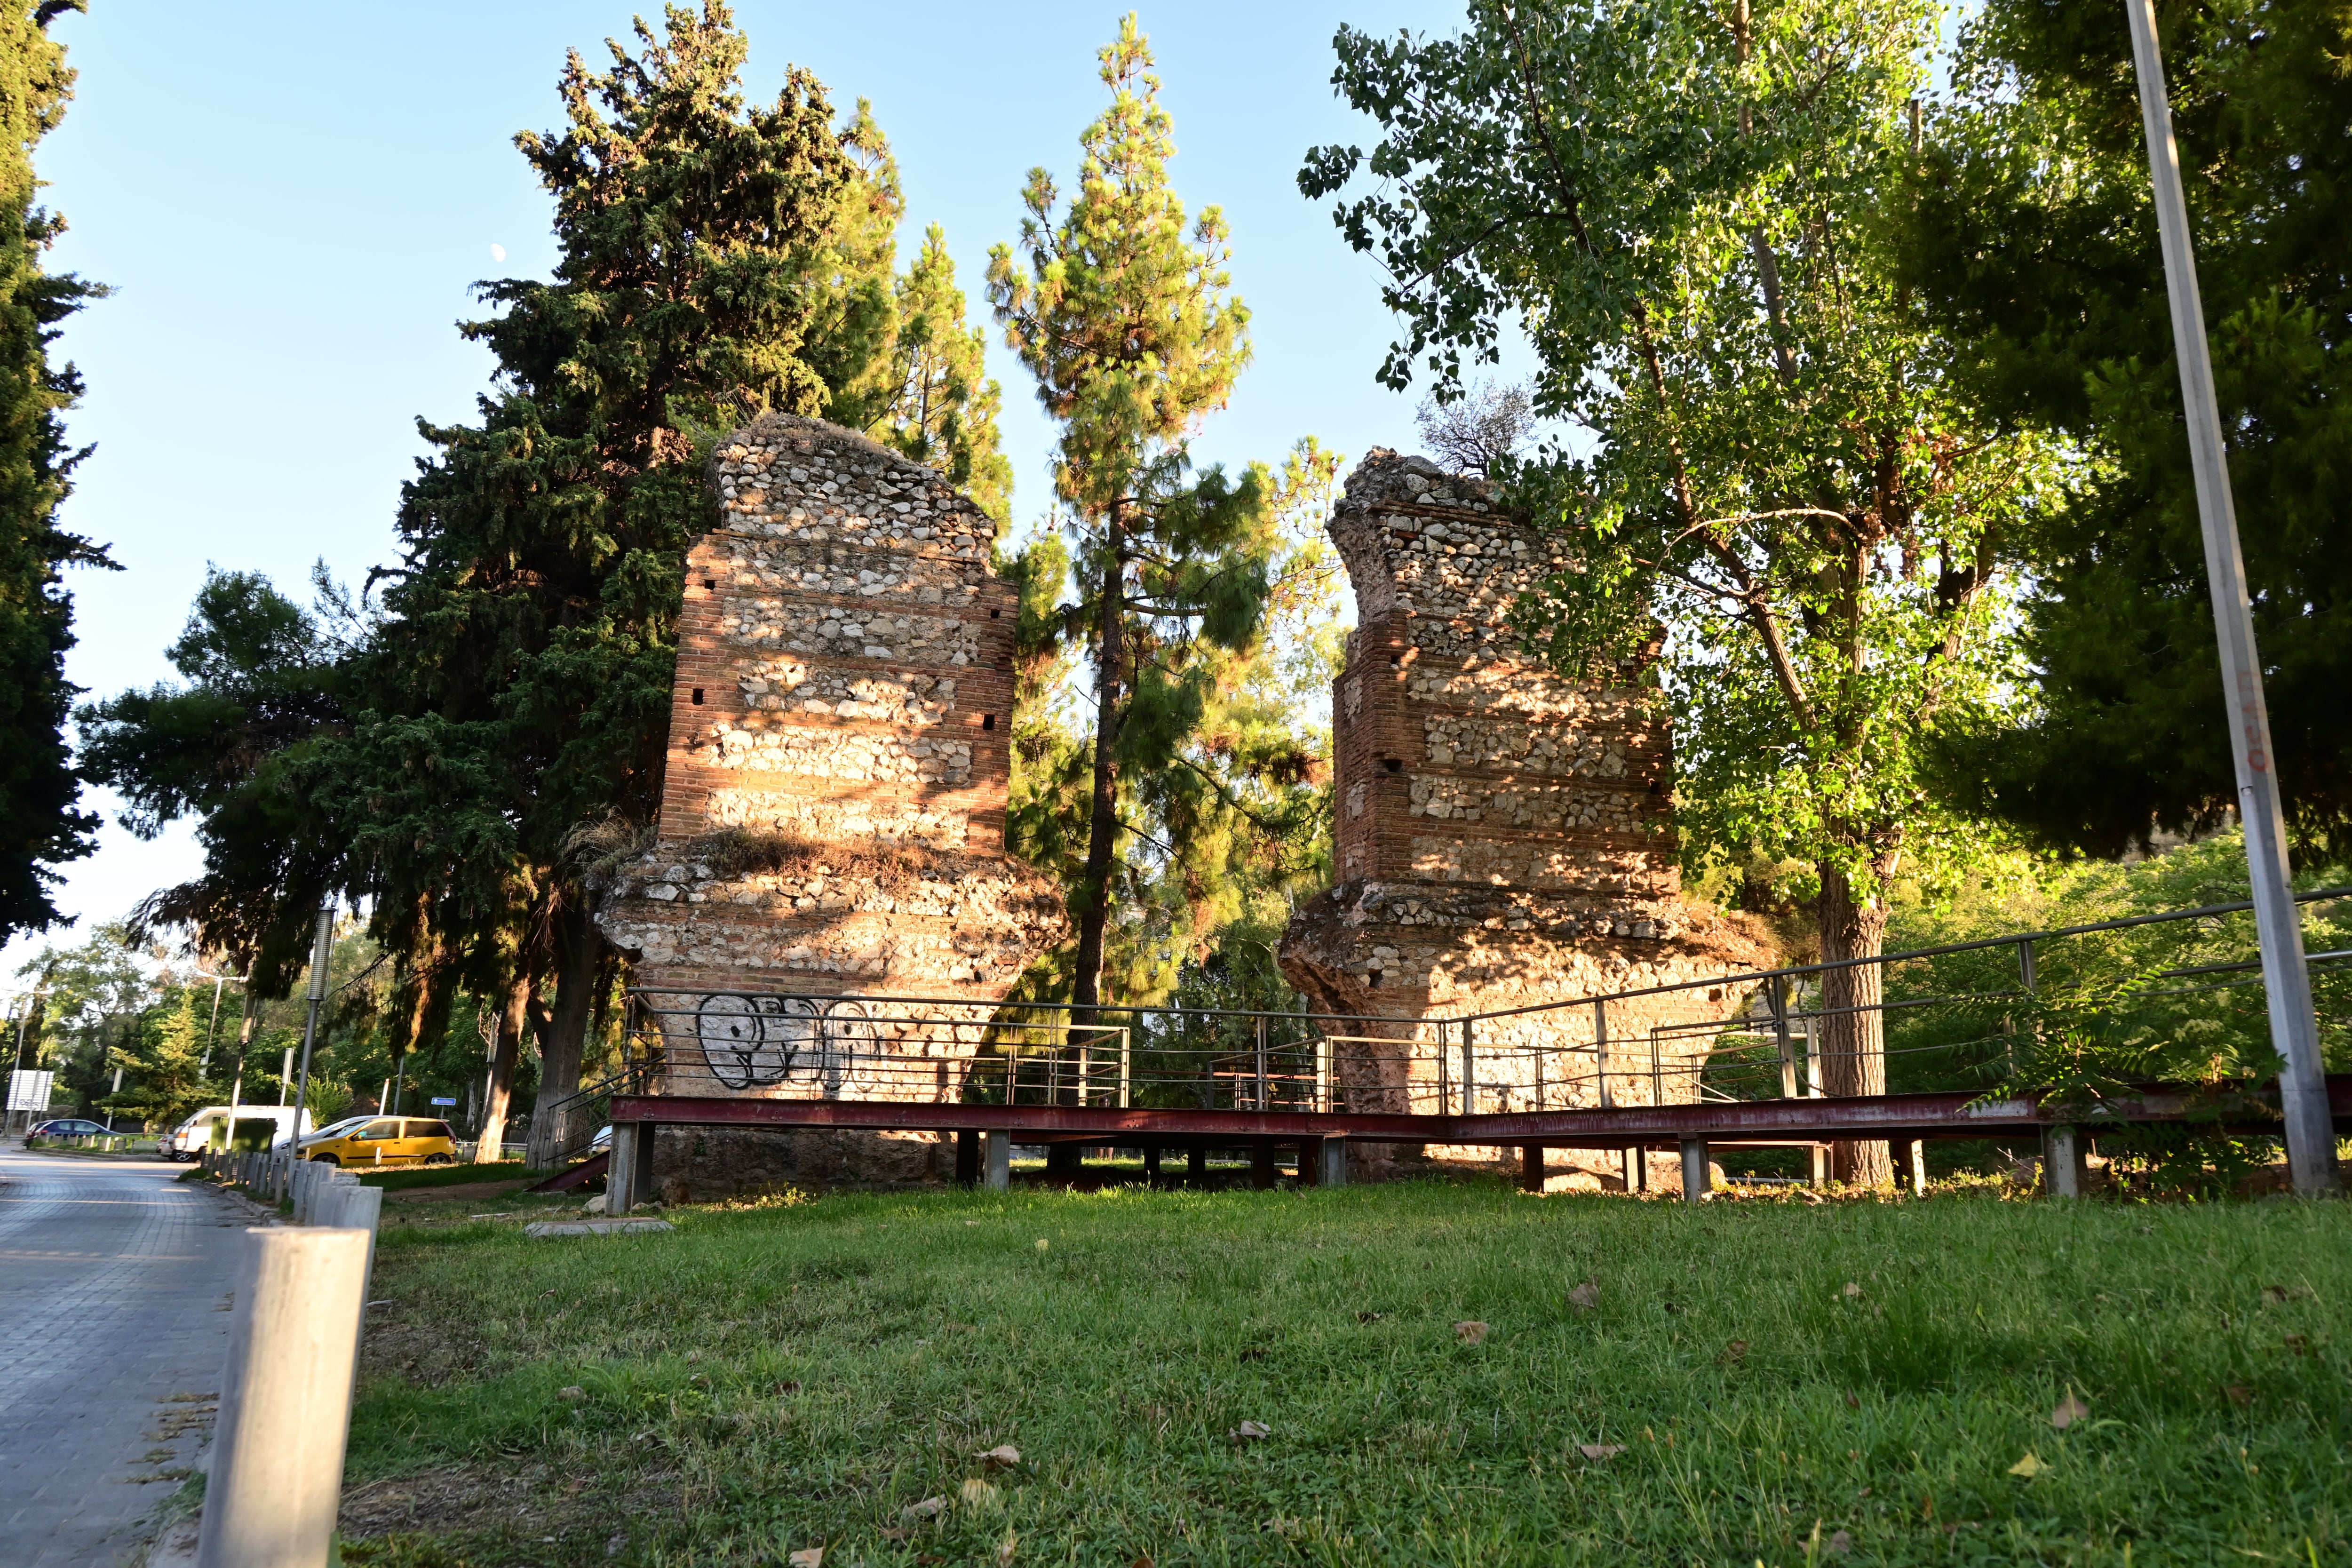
left=0, top=0, right=107, bottom=942
left=987, top=14, right=1278, bottom=1018
left=1305, top=0, right=2053, bottom=1183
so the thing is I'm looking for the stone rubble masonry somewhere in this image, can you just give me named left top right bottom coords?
left=1278, top=450, right=1772, bottom=1177
left=594, top=412, right=1068, bottom=1193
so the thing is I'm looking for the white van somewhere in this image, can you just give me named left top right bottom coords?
left=161, top=1105, right=314, bottom=1161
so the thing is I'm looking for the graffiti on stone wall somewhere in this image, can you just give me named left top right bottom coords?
left=695, top=994, right=882, bottom=1098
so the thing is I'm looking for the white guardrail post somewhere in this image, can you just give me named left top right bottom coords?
left=195, top=1228, right=370, bottom=1568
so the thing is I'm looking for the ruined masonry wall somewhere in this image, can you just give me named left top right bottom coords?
left=594, top=414, right=1067, bottom=1192
left=1278, top=451, right=1770, bottom=1173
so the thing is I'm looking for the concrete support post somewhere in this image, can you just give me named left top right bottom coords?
left=1520, top=1143, right=1544, bottom=1193
left=1296, top=1138, right=1322, bottom=1187
left=1623, top=1146, right=1645, bottom=1194
left=195, top=1228, right=370, bottom=1568
left=982, top=1129, right=1010, bottom=1192
left=1907, top=1139, right=1928, bottom=1195
left=1186, top=1145, right=1207, bottom=1185
left=1142, top=1144, right=1161, bottom=1181
left=1250, top=1144, right=1278, bottom=1190
left=607, top=1123, right=646, bottom=1216
left=954, top=1128, right=980, bottom=1188
left=1678, top=1137, right=1710, bottom=1204
left=1319, top=1138, right=1348, bottom=1187
left=2043, top=1126, right=2085, bottom=1199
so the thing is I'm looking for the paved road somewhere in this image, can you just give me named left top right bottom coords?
left=0, top=1146, right=245, bottom=1566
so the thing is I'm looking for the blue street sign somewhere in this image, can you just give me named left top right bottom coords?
left=429, top=1096, right=457, bottom=1106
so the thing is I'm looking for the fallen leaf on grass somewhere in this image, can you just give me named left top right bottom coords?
left=1454, top=1320, right=1489, bottom=1345
left=1826, top=1529, right=1853, bottom=1557
left=1237, top=1346, right=1267, bottom=1361
left=1034, top=1239, right=1049, bottom=1251
left=1842, top=1281, right=1864, bottom=1299
left=1843, top=1393, right=1859, bottom=1409
left=1231, top=1420, right=1271, bottom=1443
left=1566, top=1281, right=1599, bottom=1313
left=901, top=1496, right=946, bottom=1521
left=1132, top=1558, right=1153, bottom=1568
left=2008, top=1452, right=2048, bottom=1478
left=2284, top=1335, right=2309, bottom=1356
left=2050, top=1393, right=2089, bottom=1430
left=976, top=1443, right=1022, bottom=1469
left=1718, top=1339, right=1747, bottom=1366
left=996, top=1530, right=1019, bottom=1568
left=879, top=1529, right=909, bottom=1543
left=1356, top=1311, right=1383, bottom=1323
left=2221, top=1383, right=2253, bottom=1408
left=961, top=1478, right=999, bottom=1508
left=2261, top=1285, right=2288, bottom=1305
left=1576, top=1443, right=1625, bottom=1461
left=787, top=1549, right=823, bottom=1568
left=558, top=1386, right=585, bottom=1402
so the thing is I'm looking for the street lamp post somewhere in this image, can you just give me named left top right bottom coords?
left=2124, top=0, right=2339, bottom=1193
left=289, top=908, right=337, bottom=1151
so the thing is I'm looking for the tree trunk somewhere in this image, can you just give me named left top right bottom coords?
left=1070, top=508, right=1126, bottom=1019
left=525, top=898, right=603, bottom=1168
left=1817, top=858, right=1893, bottom=1186
left=475, top=979, right=528, bottom=1165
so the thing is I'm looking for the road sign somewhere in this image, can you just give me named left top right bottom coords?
left=6, top=1069, right=54, bottom=1112
left=429, top=1097, right=456, bottom=1106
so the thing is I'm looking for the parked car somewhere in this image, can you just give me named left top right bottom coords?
left=159, top=1105, right=314, bottom=1161
left=299, top=1116, right=458, bottom=1168
left=28, top=1117, right=108, bottom=1138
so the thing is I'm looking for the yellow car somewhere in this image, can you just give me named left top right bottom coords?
left=300, top=1115, right=458, bottom=1168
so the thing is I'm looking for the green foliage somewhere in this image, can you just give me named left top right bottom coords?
left=76, top=568, right=351, bottom=986
left=1303, top=0, right=2053, bottom=917
left=343, top=1185, right=2352, bottom=1565
left=1904, top=0, right=2352, bottom=858
left=102, top=986, right=215, bottom=1130
left=0, top=0, right=110, bottom=941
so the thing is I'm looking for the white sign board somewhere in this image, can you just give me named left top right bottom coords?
left=6, top=1069, right=55, bottom=1113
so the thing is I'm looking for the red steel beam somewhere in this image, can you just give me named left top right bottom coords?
left=611, top=1075, right=2351, bottom=1147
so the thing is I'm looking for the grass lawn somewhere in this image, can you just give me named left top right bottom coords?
left=342, top=1180, right=2349, bottom=1567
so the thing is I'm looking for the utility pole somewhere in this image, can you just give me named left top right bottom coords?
left=289, top=907, right=336, bottom=1146
left=193, top=967, right=241, bottom=1074
left=2125, top=0, right=2338, bottom=1193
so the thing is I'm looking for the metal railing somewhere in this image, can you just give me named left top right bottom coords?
left=620, top=888, right=2352, bottom=1127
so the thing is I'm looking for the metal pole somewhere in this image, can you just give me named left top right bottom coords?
left=1460, top=1018, right=1475, bottom=1117
left=1118, top=1027, right=1130, bottom=1110
left=289, top=907, right=336, bottom=1149
left=2125, top=0, right=2336, bottom=1194
left=199, top=972, right=225, bottom=1073
left=1254, top=1016, right=1268, bottom=1112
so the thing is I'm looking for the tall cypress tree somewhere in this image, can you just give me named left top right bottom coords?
left=0, top=0, right=108, bottom=942
left=82, top=3, right=1008, bottom=1164
left=987, top=14, right=1276, bottom=1019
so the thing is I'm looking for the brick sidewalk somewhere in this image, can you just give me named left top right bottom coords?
left=0, top=1146, right=246, bottom=1565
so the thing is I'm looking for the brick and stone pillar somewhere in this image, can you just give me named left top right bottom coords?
left=595, top=412, right=1067, bottom=1193
left=1278, top=451, right=1771, bottom=1186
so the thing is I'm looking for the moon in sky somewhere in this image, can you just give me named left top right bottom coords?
left=490, top=243, right=507, bottom=263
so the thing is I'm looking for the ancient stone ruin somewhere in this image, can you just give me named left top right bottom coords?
left=594, top=411, right=1066, bottom=1193
left=1278, top=451, right=1769, bottom=1186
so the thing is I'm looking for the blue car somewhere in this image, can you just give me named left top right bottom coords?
left=29, top=1117, right=109, bottom=1138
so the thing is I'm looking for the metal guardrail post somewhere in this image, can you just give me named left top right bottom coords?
left=1679, top=1137, right=1710, bottom=1204
left=1315, top=1030, right=1330, bottom=1114
left=1254, top=1016, right=1268, bottom=1111
left=1770, top=974, right=1798, bottom=1098
left=1460, top=1018, right=1475, bottom=1117
left=1593, top=999, right=1611, bottom=1109
left=1118, top=1027, right=1131, bottom=1109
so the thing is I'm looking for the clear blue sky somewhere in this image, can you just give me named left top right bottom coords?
left=9, top=0, right=1508, bottom=979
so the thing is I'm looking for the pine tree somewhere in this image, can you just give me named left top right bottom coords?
left=104, top=984, right=215, bottom=1130
left=0, top=0, right=109, bottom=942
left=986, top=14, right=1279, bottom=1019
